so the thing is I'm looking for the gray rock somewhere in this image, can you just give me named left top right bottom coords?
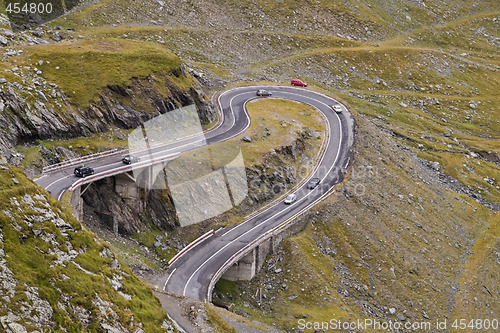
left=0, top=36, right=8, bottom=46
left=242, top=136, right=252, bottom=142
left=73, top=306, right=91, bottom=327
left=389, top=307, right=396, bottom=315
left=25, top=287, right=53, bottom=328
left=161, top=319, right=175, bottom=332
left=422, top=310, right=430, bottom=319
left=37, top=91, right=48, bottom=102
left=7, top=322, right=27, bottom=333
left=101, top=323, right=123, bottom=333
left=111, top=259, right=121, bottom=270
left=0, top=78, right=7, bottom=84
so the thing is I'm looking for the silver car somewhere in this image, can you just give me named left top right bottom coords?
left=284, top=193, right=297, bottom=204
left=256, top=89, right=272, bottom=96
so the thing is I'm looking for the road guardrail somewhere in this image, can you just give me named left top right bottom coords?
left=42, top=148, right=127, bottom=174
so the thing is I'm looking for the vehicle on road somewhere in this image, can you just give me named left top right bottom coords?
left=284, top=193, right=297, bottom=204
left=122, top=155, right=141, bottom=164
left=332, top=104, right=343, bottom=113
left=256, top=89, right=272, bottom=96
left=291, top=79, right=307, bottom=87
left=307, top=178, right=321, bottom=189
left=74, top=166, right=94, bottom=177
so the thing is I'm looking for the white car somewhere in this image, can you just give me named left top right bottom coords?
left=332, top=104, right=343, bottom=113
left=284, top=193, right=297, bottom=204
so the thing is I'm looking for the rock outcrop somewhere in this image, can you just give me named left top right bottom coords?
left=0, top=69, right=214, bottom=165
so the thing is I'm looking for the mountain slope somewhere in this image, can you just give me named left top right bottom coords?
left=215, top=114, right=499, bottom=330
left=0, top=165, right=173, bottom=332
left=0, top=0, right=498, bottom=331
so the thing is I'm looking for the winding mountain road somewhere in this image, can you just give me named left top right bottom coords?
left=162, top=85, right=355, bottom=301
left=36, top=85, right=355, bottom=302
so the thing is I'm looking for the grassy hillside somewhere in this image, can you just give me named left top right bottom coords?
left=21, top=39, right=184, bottom=107
left=0, top=165, right=172, bottom=331
left=2, top=38, right=186, bottom=108
left=215, top=115, right=499, bottom=331
left=56, top=0, right=498, bottom=40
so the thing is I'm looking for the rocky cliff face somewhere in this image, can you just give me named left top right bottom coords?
left=0, top=68, right=214, bottom=166
left=80, top=131, right=314, bottom=237
left=82, top=178, right=178, bottom=235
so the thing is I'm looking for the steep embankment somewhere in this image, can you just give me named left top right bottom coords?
left=0, top=165, right=174, bottom=332
left=0, top=25, right=217, bottom=332
left=0, top=37, right=214, bottom=172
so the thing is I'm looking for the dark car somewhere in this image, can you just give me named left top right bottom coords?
left=256, top=89, right=272, bottom=96
left=307, top=178, right=321, bottom=189
left=122, top=155, right=141, bottom=164
left=291, top=79, right=308, bottom=87
left=74, top=166, right=94, bottom=177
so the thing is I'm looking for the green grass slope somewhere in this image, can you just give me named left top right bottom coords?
left=22, top=39, right=183, bottom=107
left=0, top=165, right=172, bottom=332
left=4, top=38, right=186, bottom=108
left=57, top=0, right=497, bottom=40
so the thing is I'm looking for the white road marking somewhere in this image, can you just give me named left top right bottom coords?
left=164, top=268, right=176, bottom=291
left=57, top=190, right=66, bottom=201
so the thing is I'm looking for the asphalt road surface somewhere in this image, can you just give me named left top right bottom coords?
left=163, top=85, right=355, bottom=301
left=36, top=85, right=355, bottom=303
